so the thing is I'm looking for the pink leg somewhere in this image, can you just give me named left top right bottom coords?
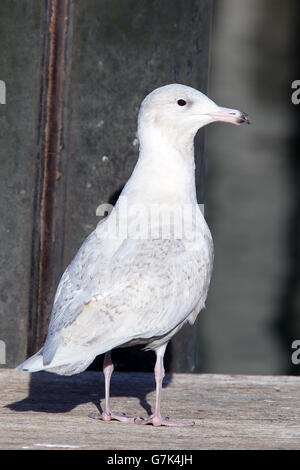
left=89, top=351, right=135, bottom=423
left=135, top=344, right=195, bottom=427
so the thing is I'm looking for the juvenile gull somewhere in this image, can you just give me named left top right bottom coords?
left=17, top=84, right=250, bottom=426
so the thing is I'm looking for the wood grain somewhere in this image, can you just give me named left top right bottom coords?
left=1, top=369, right=300, bottom=449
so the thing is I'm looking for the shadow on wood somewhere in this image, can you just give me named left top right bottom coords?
left=6, top=369, right=173, bottom=417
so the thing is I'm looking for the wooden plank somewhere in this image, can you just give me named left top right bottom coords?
left=0, top=0, right=44, bottom=367
left=1, top=370, right=300, bottom=449
left=29, top=0, right=73, bottom=355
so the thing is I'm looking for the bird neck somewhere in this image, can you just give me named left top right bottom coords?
left=123, top=124, right=198, bottom=206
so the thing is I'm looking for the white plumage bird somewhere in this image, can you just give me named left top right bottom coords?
left=17, top=84, right=249, bottom=426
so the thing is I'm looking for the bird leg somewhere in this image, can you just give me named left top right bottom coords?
left=135, top=344, right=195, bottom=427
left=89, top=350, right=135, bottom=423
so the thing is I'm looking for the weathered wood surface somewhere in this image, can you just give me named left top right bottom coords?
left=1, top=370, right=300, bottom=450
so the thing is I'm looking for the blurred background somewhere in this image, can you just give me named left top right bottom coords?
left=205, top=0, right=300, bottom=375
left=0, top=0, right=299, bottom=375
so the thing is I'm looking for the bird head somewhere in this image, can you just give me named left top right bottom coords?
left=138, top=83, right=250, bottom=142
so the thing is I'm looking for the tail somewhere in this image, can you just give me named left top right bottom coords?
left=15, top=334, right=60, bottom=372
left=15, top=348, right=45, bottom=372
left=15, top=347, right=96, bottom=375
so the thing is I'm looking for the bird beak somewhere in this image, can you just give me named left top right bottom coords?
left=206, top=106, right=251, bottom=126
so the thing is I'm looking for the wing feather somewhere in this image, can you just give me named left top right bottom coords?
left=43, top=225, right=213, bottom=369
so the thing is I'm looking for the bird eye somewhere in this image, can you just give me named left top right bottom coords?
left=177, top=99, right=187, bottom=106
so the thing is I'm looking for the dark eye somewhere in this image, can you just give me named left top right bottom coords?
left=177, top=99, right=187, bottom=106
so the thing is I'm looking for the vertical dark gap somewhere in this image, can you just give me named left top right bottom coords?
left=27, top=0, right=72, bottom=356
left=27, top=0, right=51, bottom=357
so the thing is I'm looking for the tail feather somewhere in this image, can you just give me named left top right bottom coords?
left=15, top=348, right=45, bottom=372
left=15, top=347, right=96, bottom=375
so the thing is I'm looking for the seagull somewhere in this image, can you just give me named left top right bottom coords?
left=16, top=84, right=250, bottom=426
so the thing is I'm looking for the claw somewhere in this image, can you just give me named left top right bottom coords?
left=134, top=415, right=195, bottom=427
left=88, top=411, right=135, bottom=423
